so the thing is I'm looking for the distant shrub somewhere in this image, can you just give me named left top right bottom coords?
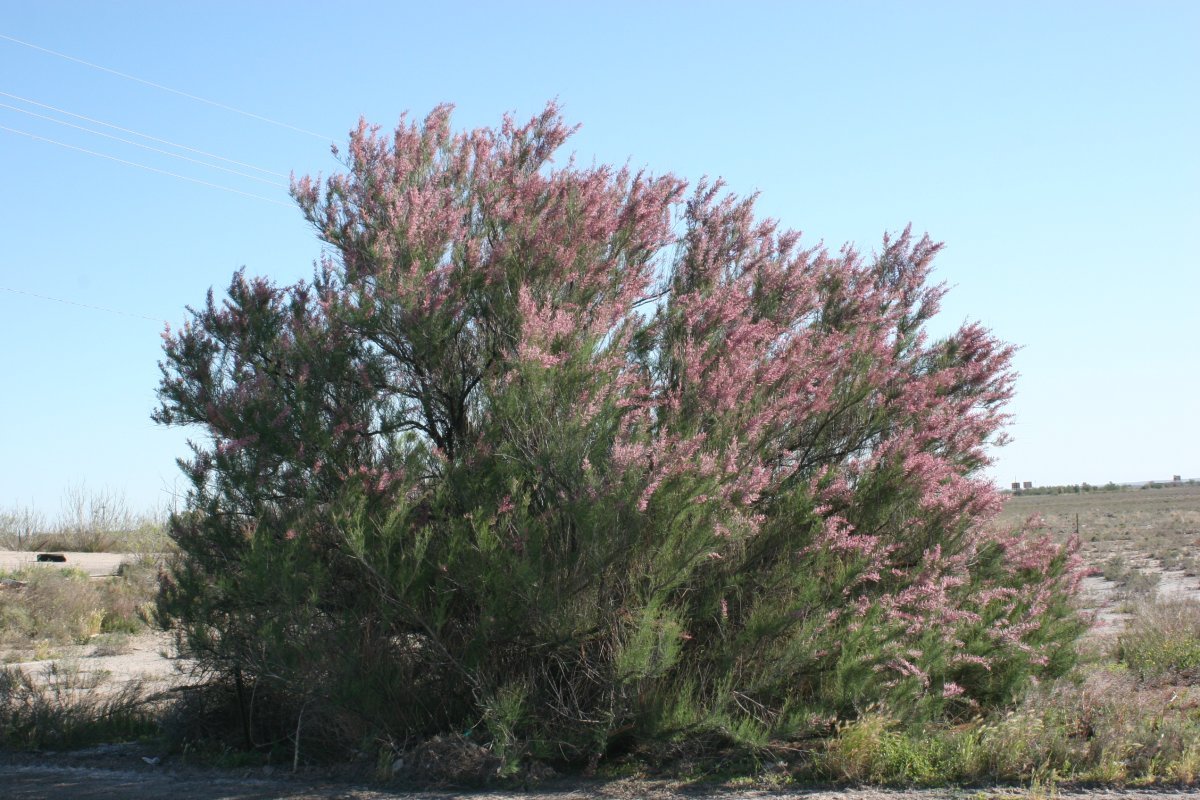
left=1102, top=554, right=1128, bottom=583
left=1012, top=483, right=1126, bottom=496
left=1, top=486, right=171, bottom=554
left=90, top=632, right=135, bottom=657
left=0, top=569, right=103, bottom=645
left=1122, top=569, right=1162, bottom=602
left=0, top=506, right=46, bottom=550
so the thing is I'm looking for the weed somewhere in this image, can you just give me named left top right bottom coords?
left=0, top=664, right=158, bottom=749
left=91, top=632, right=134, bottom=657
left=1028, top=772, right=1059, bottom=800
left=1122, top=569, right=1161, bottom=601
left=481, top=681, right=528, bottom=777
left=1116, top=596, right=1200, bottom=684
left=32, top=639, right=59, bottom=661
left=0, top=563, right=156, bottom=648
left=1171, top=741, right=1200, bottom=783
left=821, top=712, right=945, bottom=784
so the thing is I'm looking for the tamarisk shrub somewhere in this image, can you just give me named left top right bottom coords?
left=155, top=102, right=1083, bottom=765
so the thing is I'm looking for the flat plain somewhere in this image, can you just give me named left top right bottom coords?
left=998, top=484, right=1200, bottom=636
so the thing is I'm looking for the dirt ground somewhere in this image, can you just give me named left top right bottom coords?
left=4, top=748, right=1200, bottom=800
left=2, top=628, right=187, bottom=695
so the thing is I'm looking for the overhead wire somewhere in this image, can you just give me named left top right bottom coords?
left=0, top=31, right=317, bottom=325
left=0, top=285, right=165, bottom=323
left=0, top=32, right=332, bottom=141
left=0, top=91, right=289, bottom=178
left=0, top=124, right=294, bottom=207
left=0, top=101, right=288, bottom=188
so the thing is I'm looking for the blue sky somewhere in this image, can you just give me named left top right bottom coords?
left=1, top=1, right=1196, bottom=515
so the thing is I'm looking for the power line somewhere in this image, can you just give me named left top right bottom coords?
left=0, top=124, right=294, bottom=207
left=0, top=285, right=164, bottom=323
left=0, top=91, right=288, bottom=178
left=0, top=101, right=288, bottom=188
left=0, top=32, right=332, bottom=141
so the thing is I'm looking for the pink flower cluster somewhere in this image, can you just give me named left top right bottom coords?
left=159, top=102, right=1080, bottom=707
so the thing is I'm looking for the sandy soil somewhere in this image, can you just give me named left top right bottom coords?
left=4, top=629, right=189, bottom=695
left=2, top=750, right=1199, bottom=800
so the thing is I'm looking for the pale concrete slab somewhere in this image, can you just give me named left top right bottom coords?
left=0, top=550, right=135, bottom=577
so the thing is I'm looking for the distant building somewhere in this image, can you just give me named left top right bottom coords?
left=1022, top=481, right=1033, bottom=490
left=1011, top=482, right=1021, bottom=491
left=1174, top=475, right=1182, bottom=482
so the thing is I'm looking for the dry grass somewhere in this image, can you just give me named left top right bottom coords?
left=0, top=485, right=173, bottom=554
left=805, top=488, right=1200, bottom=787
left=1116, top=596, right=1200, bottom=684
left=0, top=559, right=159, bottom=650
left=966, top=663, right=1200, bottom=784
left=0, top=660, right=159, bottom=749
left=815, top=656, right=1200, bottom=786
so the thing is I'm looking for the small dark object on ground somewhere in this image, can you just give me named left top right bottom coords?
left=36, top=553, right=67, bottom=563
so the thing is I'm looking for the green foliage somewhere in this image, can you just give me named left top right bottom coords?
left=481, top=682, right=529, bottom=777
left=154, top=103, right=1083, bottom=768
left=825, top=714, right=945, bottom=786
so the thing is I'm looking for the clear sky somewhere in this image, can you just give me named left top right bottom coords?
left=1, top=1, right=1196, bottom=516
